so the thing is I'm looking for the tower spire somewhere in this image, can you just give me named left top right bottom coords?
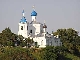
left=22, top=8, right=25, bottom=17
left=44, top=20, right=46, bottom=25
left=43, top=20, right=47, bottom=28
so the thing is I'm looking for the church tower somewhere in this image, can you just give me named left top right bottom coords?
left=43, top=20, right=47, bottom=36
left=31, top=6, right=37, bottom=21
left=18, top=10, right=28, bottom=38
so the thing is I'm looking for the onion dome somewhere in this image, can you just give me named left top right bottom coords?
left=31, top=6, right=37, bottom=16
left=31, top=10, right=37, bottom=16
left=43, top=24, right=47, bottom=28
left=20, top=17, right=27, bottom=23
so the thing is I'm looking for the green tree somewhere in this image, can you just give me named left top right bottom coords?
left=41, top=46, right=57, bottom=60
left=25, top=37, right=34, bottom=47
left=0, top=47, right=36, bottom=60
left=0, top=27, right=13, bottom=46
left=53, top=28, right=80, bottom=54
left=0, top=27, right=19, bottom=46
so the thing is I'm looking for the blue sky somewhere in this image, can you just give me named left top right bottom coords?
left=0, top=0, right=80, bottom=34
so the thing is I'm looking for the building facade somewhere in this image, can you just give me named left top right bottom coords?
left=18, top=6, right=62, bottom=48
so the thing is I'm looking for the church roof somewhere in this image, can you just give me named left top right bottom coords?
left=31, top=10, right=37, bottom=16
left=20, top=17, right=27, bottom=23
left=30, top=21, right=41, bottom=24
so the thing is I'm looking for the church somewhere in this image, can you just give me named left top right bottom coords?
left=18, top=6, right=62, bottom=48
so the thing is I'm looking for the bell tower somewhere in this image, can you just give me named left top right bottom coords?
left=18, top=9, right=28, bottom=38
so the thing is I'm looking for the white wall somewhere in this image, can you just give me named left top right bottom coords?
left=32, top=37, right=46, bottom=48
left=32, top=16, right=36, bottom=21
left=46, top=36, right=62, bottom=47
left=18, top=23, right=28, bottom=38
left=33, top=24, right=40, bottom=35
left=40, top=24, right=43, bottom=33
left=28, top=24, right=35, bottom=35
left=28, top=23, right=44, bottom=36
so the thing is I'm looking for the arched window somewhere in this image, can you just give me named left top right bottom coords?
left=21, top=26, right=23, bottom=30
left=30, top=30, right=32, bottom=33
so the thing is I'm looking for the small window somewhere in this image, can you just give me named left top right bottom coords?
left=35, top=42, right=37, bottom=46
left=27, top=26, right=28, bottom=30
left=21, top=26, right=23, bottom=30
left=30, top=30, right=32, bottom=33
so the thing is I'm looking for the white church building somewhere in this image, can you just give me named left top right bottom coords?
left=18, top=6, right=62, bottom=48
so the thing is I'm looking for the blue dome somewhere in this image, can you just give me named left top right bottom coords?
left=31, top=10, right=37, bottom=16
left=20, top=17, right=27, bottom=23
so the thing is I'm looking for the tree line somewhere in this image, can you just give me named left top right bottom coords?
left=0, top=27, right=80, bottom=60
left=0, top=27, right=34, bottom=47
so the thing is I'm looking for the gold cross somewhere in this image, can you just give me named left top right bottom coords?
left=32, top=5, right=35, bottom=10
left=32, top=5, right=35, bottom=8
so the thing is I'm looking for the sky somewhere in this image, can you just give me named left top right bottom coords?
left=0, top=0, right=80, bottom=34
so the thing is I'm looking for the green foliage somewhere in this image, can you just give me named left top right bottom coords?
left=0, top=27, right=80, bottom=60
left=41, top=46, right=57, bottom=60
left=0, top=27, right=15, bottom=46
left=53, top=28, right=80, bottom=54
left=20, top=40, right=27, bottom=47
left=0, top=47, right=36, bottom=60
left=19, top=37, right=34, bottom=47
left=18, top=35, right=24, bottom=40
left=0, top=27, right=34, bottom=47
left=6, top=40, right=14, bottom=46
left=65, top=53, right=80, bottom=60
